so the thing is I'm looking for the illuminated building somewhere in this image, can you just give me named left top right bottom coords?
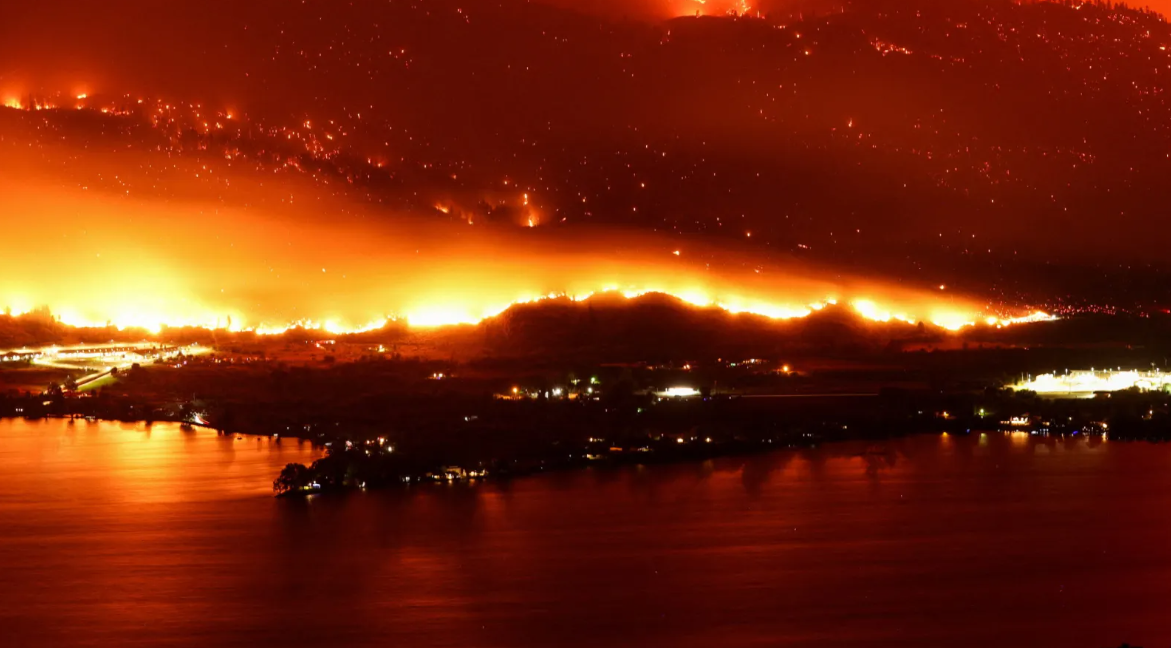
left=1012, top=370, right=1171, bottom=397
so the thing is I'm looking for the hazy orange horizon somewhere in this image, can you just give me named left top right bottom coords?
left=0, top=139, right=1008, bottom=334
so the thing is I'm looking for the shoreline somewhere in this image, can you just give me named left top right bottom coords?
left=4, top=382, right=1169, bottom=499
left=268, top=422, right=1134, bottom=498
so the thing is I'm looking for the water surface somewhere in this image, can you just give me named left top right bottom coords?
left=1, top=420, right=1168, bottom=647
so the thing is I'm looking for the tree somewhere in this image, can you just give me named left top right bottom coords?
left=273, top=463, right=312, bottom=495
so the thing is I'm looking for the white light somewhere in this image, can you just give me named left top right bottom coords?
left=1012, top=369, right=1171, bottom=395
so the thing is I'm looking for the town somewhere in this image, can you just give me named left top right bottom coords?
left=3, top=320, right=1169, bottom=496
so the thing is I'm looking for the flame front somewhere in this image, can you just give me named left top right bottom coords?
left=0, top=94, right=1048, bottom=337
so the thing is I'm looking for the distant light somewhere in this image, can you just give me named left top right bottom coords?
left=1013, top=369, right=1171, bottom=395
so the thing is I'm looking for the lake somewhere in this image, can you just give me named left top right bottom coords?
left=1, top=419, right=1168, bottom=647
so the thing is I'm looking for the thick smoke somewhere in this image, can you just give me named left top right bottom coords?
left=0, top=137, right=983, bottom=331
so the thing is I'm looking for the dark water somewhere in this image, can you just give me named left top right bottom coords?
left=2, top=420, right=1169, bottom=648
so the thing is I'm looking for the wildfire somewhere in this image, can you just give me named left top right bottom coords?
left=0, top=87, right=1058, bottom=341
left=0, top=147, right=1051, bottom=338
left=686, top=0, right=753, bottom=16
left=6, top=286, right=1051, bottom=337
left=871, top=39, right=914, bottom=56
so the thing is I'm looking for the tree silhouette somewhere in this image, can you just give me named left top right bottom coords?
left=273, top=463, right=312, bottom=494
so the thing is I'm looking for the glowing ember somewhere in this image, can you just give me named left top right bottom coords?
left=684, top=0, right=754, bottom=17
